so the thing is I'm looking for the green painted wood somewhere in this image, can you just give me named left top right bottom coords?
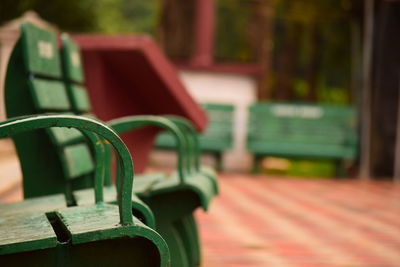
left=174, top=215, right=201, bottom=266
left=60, top=34, right=91, bottom=114
left=57, top=204, right=146, bottom=244
left=29, top=78, right=70, bottom=111
left=5, top=24, right=94, bottom=198
left=143, top=190, right=201, bottom=267
left=156, top=103, right=234, bottom=171
left=70, top=85, right=91, bottom=112
left=247, top=102, right=358, bottom=173
left=157, top=104, right=234, bottom=152
left=0, top=194, right=66, bottom=216
left=163, top=116, right=219, bottom=194
left=58, top=30, right=217, bottom=266
left=47, top=127, right=83, bottom=146
left=132, top=173, right=166, bottom=194
left=0, top=115, right=134, bottom=224
left=62, top=144, right=95, bottom=179
left=5, top=25, right=156, bottom=237
left=109, top=115, right=187, bottom=183
left=0, top=115, right=170, bottom=266
left=60, top=33, right=85, bottom=83
left=74, top=186, right=156, bottom=229
left=199, top=104, right=234, bottom=152
left=5, top=24, right=217, bottom=266
left=109, top=115, right=217, bottom=266
left=0, top=213, right=58, bottom=255
left=20, top=23, right=61, bottom=78
left=155, top=221, right=189, bottom=267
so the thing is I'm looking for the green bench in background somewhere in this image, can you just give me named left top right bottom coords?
left=61, top=33, right=216, bottom=267
left=0, top=115, right=169, bottom=266
left=156, top=103, right=235, bottom=171
left=5, top=22, right=217, bottom=267
left=247, top=102, right=358, bottom=176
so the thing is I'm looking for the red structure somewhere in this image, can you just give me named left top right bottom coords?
left=192, top=0, right=215, bottom=66
left=72, top=35, right=207, bottom=172
left=180, top=0, right=261, bottom=76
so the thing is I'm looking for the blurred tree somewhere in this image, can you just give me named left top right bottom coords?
left=215, top=0, right=253, bottom=62
left=247, top=0, right=275, bottom=100
left=1, top=0, right=108, bottom=32
left=0, top=0, right=157, bottom=33
left=1, top=0, right=364, bottom=105
left=119, top=0, right=159, bottom=34
left=271, top=0, right=358, bottom=103
left=371, top=0, right=400, bottom=177
left=158, top=0, right=195, bottom=61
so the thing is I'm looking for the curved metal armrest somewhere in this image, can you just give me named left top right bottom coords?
left=0, top=114, right=134, bottom=226
left=163, top=115, right=201, bottom=173
left=108, top=115, right=187, bottom=184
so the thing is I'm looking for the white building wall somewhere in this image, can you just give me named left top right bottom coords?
left=179, top=70, right=257, bottom=172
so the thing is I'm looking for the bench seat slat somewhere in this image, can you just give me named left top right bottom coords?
left=56, top=204, right=145, bottom=244
left=29, top=79, right=70, bottom=111
left=0, top=194, right=66, bottom=217
left=0, top=213, right=57, bottom=255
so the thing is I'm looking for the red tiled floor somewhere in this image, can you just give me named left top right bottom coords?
left=196, top=174, right=400, bottom=267
left=1, top=173, right=399, bottom=266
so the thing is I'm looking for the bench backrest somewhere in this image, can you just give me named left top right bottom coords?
left=60, top=34, right=91, bottom=114
left=156, top=103, right=234, bottom=152
left=198, top=103, right=234, bottom=152
left=247, top=103, right=357, bottom=159
left=5, top=23, right=95, bottom=199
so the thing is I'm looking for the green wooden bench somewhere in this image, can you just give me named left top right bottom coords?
left=0, top=115, right=170, bottom=266
left=5, top=22, right=217, bottom=267
left=247, top=102, right=358, bottom=175
left=60, top=33, right=217, bottom=267
left=156, top=103, right=234, bottom=171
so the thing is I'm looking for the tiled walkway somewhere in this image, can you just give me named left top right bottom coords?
left=1, top=171, right=399, bottom=266
left=197, top=174, right=400, bottom=267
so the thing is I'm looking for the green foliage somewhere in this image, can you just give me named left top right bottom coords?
left=0, top=0, right=159, bottom=34
left=1, top=0, right=102, bottom=32
left=272, top=0, right=357, bottom=104
left=0, top=0, right=361, bottom=105
left=119, top=0, right=159, bottom=34
left=214, top=0, right=253, bottom=62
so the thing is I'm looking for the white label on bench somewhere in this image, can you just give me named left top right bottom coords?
left=71, top=52, right=81, bottom=67
left=272, top=105, right=323, bottom=119
left=38, top=41, right=53, bottom=59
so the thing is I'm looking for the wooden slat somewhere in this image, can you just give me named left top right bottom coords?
left=29, top=79, right=70, bottom=111
left=62, top=144, right=94, bottom=179
left=69, top=85, right=91, bottom=113
left=21, top=23, right=61, bottom=78
left=0, top=213, right=57, bottom=255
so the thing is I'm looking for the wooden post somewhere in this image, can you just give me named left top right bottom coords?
left=350, top=21, right=362, bottom=106
left=250, top=0, right=274, bottom=101
left=394, top=75, right=400, bottom=181
left=359, top=0, right=374, bottom=180
left=191, top=0, right=215, bottom=66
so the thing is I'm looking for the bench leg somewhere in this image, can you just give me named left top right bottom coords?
left=335, top=160, right=346, bottom=178
left=252, top=155, right=263, bottom=174
left=214, top=152, right=223, bottom=172
left=174, top=214, right=201, bottom=266
left=158, top=221, right=190, bottom=267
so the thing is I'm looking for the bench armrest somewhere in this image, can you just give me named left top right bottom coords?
left=162, top=115, right=201, bottom=173
left=0, top=114, right=135, bottom=225
left=108, top=115, right=187, bottom=184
